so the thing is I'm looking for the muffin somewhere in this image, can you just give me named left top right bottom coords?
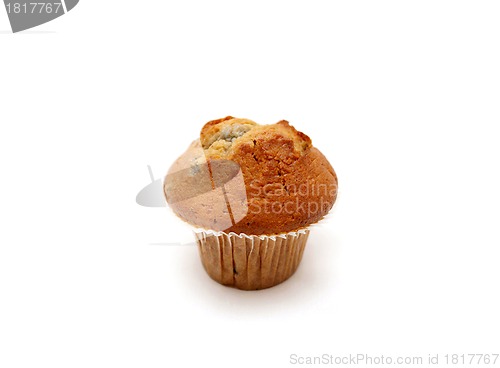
left=164, top=116, right=337, bottom=290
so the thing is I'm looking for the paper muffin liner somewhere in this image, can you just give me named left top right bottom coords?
left=193, top=228, right=310, bottom=290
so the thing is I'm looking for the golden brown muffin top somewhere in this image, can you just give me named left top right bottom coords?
left=164, top=117, right=337, bottom=235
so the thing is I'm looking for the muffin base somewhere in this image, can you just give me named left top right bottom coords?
left=194, top=229, right=309, bottom=290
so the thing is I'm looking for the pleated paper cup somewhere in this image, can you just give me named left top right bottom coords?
left=194, top=229, right=310, bottom=290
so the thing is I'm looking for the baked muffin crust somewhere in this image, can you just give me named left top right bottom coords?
left=164, top=117, right=338, bottom=235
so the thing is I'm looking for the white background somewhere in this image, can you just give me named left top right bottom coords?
left=1, top=1, right=499, bottom=367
